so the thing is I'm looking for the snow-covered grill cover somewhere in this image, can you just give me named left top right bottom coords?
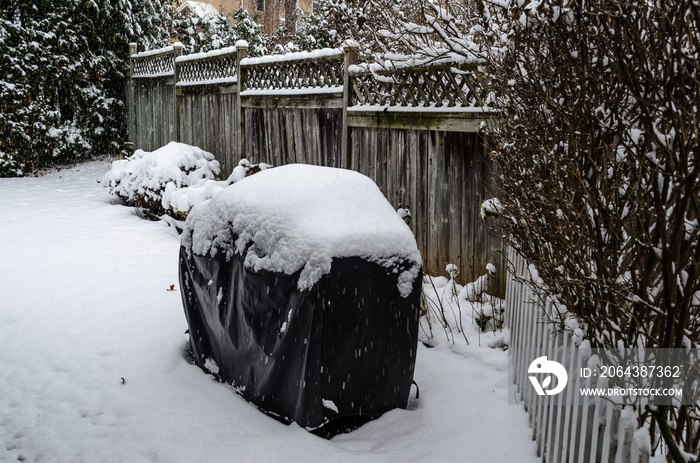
left=178, top=164, right=422, bottom=431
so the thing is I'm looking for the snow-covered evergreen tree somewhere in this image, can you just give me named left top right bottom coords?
left=268, top=0, right=368, bottom=53
left=173, top=8, right=266, bottom=56
left=0, top=0, right=171, bottom=176
left=125, top=0, right=173, bottom=52
left=230, top=8, right=266, bottom=56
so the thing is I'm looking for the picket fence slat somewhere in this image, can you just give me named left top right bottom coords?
left=506, top=248, right=651, bottom=463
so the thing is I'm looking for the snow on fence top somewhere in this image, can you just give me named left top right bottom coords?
left=239, top=48, right=343, bottom=66
left=348, top=51, right=482, bottom=74
left=183, top=164, right=422, bottom=296
left=130, top=43, right=492, bottom=110
left=175, top=46, right=238, bottom=64
left=240, top=48, right=344, bottom=94
left=131, top=44, right=176, bottom=59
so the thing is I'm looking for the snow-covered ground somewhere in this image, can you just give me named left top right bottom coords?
left=0, top=159, right=538, bottom=463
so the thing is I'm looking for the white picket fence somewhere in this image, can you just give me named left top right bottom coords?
left=505, top=246, right=652, bottom=463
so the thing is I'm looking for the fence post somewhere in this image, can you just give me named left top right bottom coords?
left=127, top=43, right=137, bottom=153
left=172, top=42, right=183, bottom=144
left=235, top=40, right=249, bottom=161
left=342, top=40, right=359, bottom=170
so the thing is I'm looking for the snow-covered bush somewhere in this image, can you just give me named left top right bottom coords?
left=102, top=142, right=220, bottom=216
left=317, top=0, right=491, bottom=68
left=486, top=0, right=700, bottom=346
left=421, top=263, right=502, bottom=348
left=163, top=159, right=272, bottom=219
left=482, top=2, right=699, bottom=459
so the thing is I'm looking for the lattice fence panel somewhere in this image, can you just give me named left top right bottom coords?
left=242, top=56, right=344, bottom=91
left=178, top=54, right=238, bottom=84
left=132, top=53, right=175, bottom=78
left=350, top=64, right=488, bottom=108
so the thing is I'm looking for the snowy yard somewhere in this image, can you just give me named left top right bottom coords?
left=0, top=159, right=538, bottom=462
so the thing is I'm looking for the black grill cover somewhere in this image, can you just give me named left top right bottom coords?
left=179, top=240, right=422, bottom=431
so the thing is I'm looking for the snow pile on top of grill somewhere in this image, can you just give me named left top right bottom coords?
left=183, top=164, right=421, bottom=296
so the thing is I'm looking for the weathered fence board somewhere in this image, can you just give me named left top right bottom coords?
left=347, top=127, right=504, bottom=284
left=242, top=106, right=344, bottom=168
left=132, top=78, right=176, bottom=152
left=177, top=85, right=238, bottom=176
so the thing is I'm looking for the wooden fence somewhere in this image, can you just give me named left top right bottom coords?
left=506, top=247, right=652, bottom=463
left=128, top=41, right=501, bottom=288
